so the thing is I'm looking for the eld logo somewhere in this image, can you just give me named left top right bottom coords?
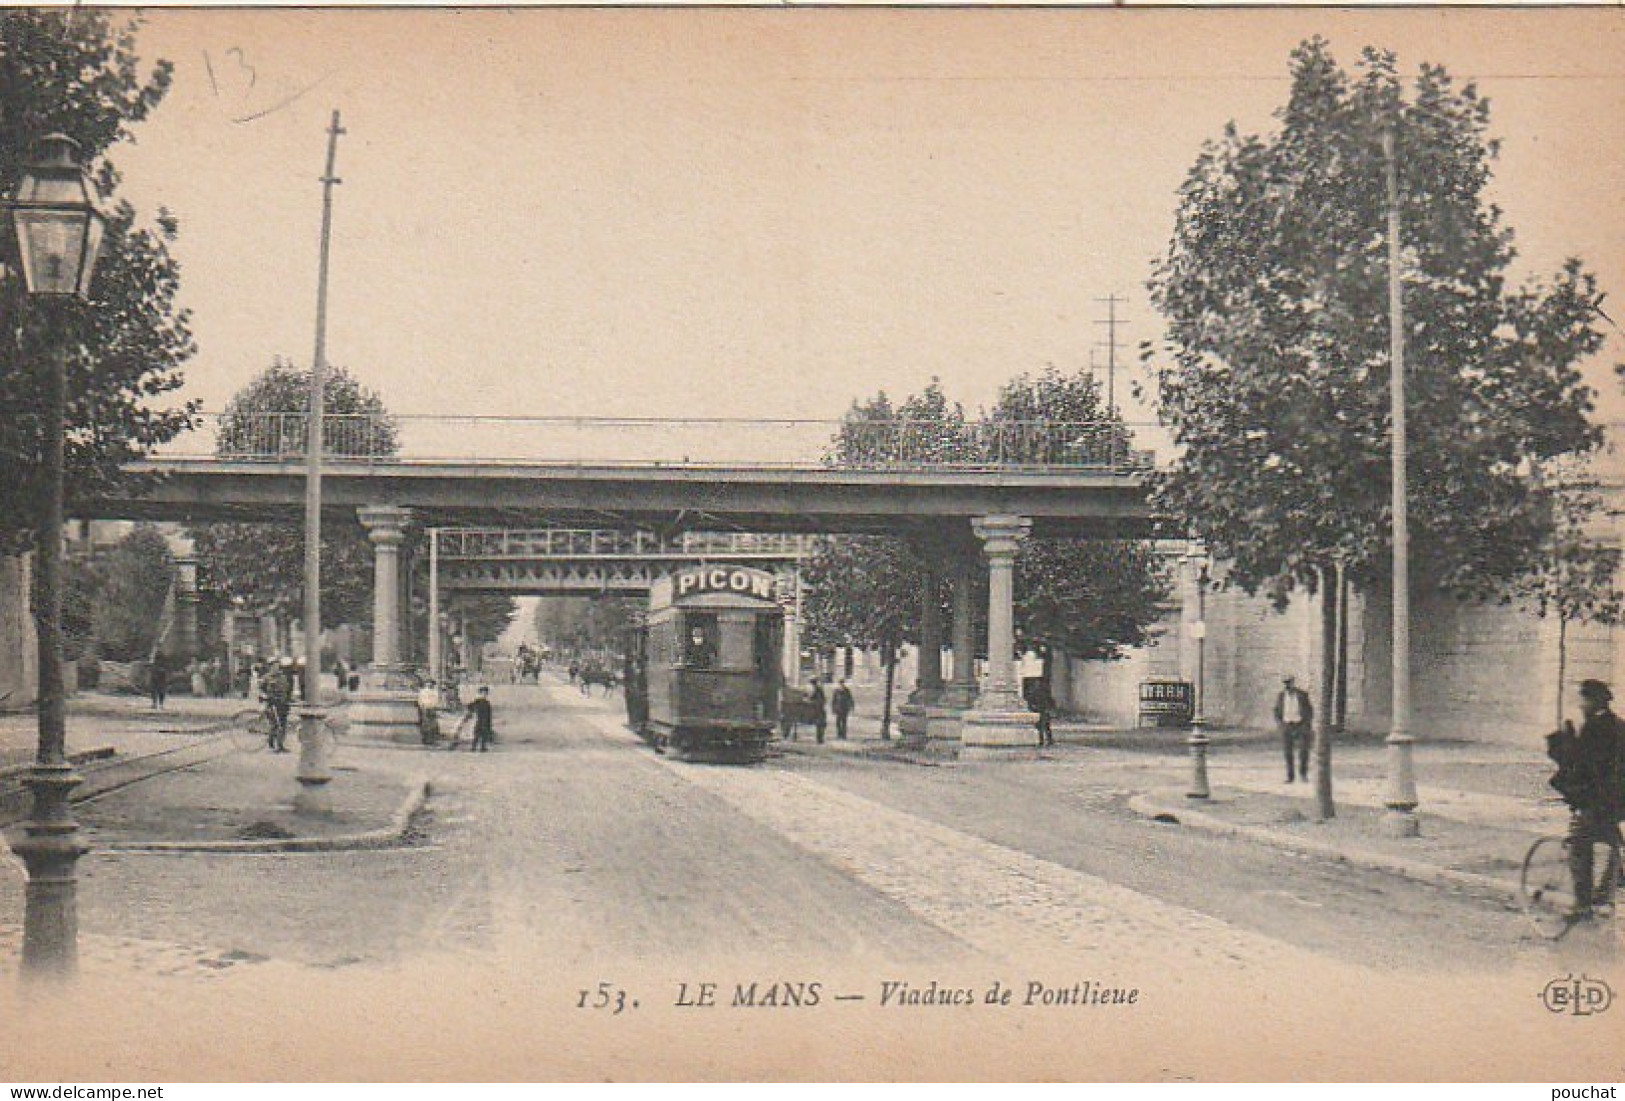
left=1541, top=975, right=1614, bottom=1016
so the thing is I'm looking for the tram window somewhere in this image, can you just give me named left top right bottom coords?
left=683, top=614, right=719, bottom=668
left=753, top=614, right=779, bottom=674
left=718, top=612, right=756, bottom=669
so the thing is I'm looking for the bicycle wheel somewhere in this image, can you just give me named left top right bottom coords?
left=1521, top=836, right=1578, bottom=940
left=227, top=710, right=270, bottom=753
left=1588, top=841, right=1621, bottom=918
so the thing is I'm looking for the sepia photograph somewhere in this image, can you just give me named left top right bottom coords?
left=1, top=3, right=1623, bottom=1083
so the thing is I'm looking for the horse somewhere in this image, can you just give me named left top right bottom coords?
left=579, top=664, right=618, bottom=695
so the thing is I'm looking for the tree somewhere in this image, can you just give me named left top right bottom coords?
left=815, top=380, right=974, bottom=735
left=1016, top=540, right=1167, bottom=665
left=989, top=367, right=1169, bottom=667
left=92, top=524, right=173, bottom=662
left=1146, top=40, right=1614, bottom=817
left=533, top=595, right=638, bottom=657
left=447, top=593, right=519, bottom=652
left=0, top=10, right=195, bottom=556
left=811, top=371, right=1170, bottom=720
left=827, top=379, right=975, bottom=467
left=801, top=536, right=924, bottom=739
left=1504, top=477, right=1624, bottom=728
left=189, top=360, right=397, bottom=632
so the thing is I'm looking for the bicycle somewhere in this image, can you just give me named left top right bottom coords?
left=226, top=706, right=278, bottom=753
left=225, top=703, right=345, bottom=756
left=1520, top=830, right=1621, bottom=941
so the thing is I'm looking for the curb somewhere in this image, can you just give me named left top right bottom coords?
left=1127, top=792, right=1520, bottom=906
left=98, top=776, right=432, bottom=855
left=778, top=738, right=950, bottom=767
left=0, top=746, right=117, bottom=782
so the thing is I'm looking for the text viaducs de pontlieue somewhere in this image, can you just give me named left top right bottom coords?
left=668, top=978, right=1141, bottom=1009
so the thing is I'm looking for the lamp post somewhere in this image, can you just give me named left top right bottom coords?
left=1381, top=126, right=1420, bottom=838
left=1186, top=542, right=1211, bottom=800
left=4, top=133, right=107, bottom=978
left=428, top=527, right=442, bottom=684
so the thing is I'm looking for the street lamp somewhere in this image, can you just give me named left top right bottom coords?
left=4, top=133, right=107, bottom=978
left=1185, top=542, right=1211, bottom=800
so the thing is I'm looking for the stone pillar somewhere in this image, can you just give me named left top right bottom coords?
left=942, top=555, right=979, bottom=710
left=362, top=506, right=407, bottom=667
left=899, top=564, right=944, bottom=743
left=172, top=555, right=199, bottom=662
left=960, top=515, right=1038, bottom=758
left=778, top=567, right=802, bottom=687
left=349, top=506, right=419, bottom=742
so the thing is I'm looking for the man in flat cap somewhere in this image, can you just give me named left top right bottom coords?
left=1547, top=679, right=1625, bottom=921
left=1273, top=675, right=1313, bottom=784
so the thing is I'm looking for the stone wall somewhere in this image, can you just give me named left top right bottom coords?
left=0, top=554, right=38, bottom=711
left=1350, top=586, right=1580, bottom=746
left=1057, top=571, right=1594, bottom=748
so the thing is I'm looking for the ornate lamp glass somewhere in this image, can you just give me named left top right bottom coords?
left=9, top=134, right=106, bottom=298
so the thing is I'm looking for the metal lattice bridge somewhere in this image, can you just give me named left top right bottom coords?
left=435, top=528, right=813, bottom=594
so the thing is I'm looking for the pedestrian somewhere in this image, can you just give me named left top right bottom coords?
left=1546, top=679, right=1625, bottom=923
left=832, top=680, right=854, bottom=740
left=808, top=678, right=827, bottom=744
left=335, top=659, right=347, bottom=696
left=149, top=650, right=170, bottom=710
left=1273, top=675, right=1313, bottom=783
left=457, top=685, right=496, bottom=753
left=569, top=660, right=580, bottom=686
left=417, top=678, right=441, bottom=746
left=1025, top=677, right=1056, bottom=747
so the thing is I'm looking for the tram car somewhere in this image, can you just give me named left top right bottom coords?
left=627, top=564, right=784, bottom=762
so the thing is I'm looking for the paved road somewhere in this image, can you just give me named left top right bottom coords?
left=6, top=679, right=1619, bottom=1081
left=19, top=678, right=1573, bottom=979
left=770, top=746, right=1552, bottom=974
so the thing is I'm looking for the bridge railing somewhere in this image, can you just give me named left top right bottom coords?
left=168, top=412, right=1161, bottom=472
left=436, top=529, right=815, bottom=560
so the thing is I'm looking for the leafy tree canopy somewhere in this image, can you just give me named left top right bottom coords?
left=801, top=536, right=923, bottom=657
left=188, top=360, right=395, bottom=629
left=1147, top=39, right=1612, bottom=604
left=0, top=9, right=194, bottom=555
left=447, top=593, right=518, bottom=649
left=828, top=378, right=976, bottom=467
left=989, top=368, right=1170, bottom=659
left=809, top=369, right=1169, bottom=665
left=93, top=523, right=174, bottom=662
left=534, top=595, right=639, bottom=656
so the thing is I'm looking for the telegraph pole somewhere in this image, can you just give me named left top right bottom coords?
left=297, top=109, right=344, bottom=813
left=1093, top=293, right=1127, bottom=416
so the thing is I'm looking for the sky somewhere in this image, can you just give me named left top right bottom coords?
left=103, top=7, right=1625, bottom=451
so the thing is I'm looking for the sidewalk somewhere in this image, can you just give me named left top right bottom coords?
left=0, top=690, right=426, bottom=851
left=0, top=690, right=253, bottom=770
left=792, top=699, right=1565, bottom=903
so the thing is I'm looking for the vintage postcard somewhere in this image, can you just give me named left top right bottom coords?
left=1, top=4, right=1623, bottom=1083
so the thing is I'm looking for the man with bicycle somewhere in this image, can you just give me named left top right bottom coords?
left=1546, top=678, right=1625, bottom=922
left=261, top=660, right=293, bottom=753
